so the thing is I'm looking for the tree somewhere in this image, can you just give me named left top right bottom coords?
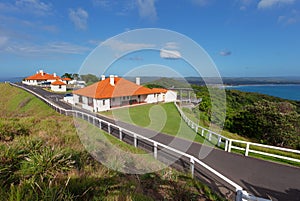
left=229, top=100, right=300, bottom=148
left=72, top=73, right=80, bottom=80
left=61, top=73, right=73, bottom=79
left=80, top=74, right=99, bottom=85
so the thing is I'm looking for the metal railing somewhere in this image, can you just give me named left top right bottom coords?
left=174, top=102, right=300, bottom=163
left=10, top=82, right=272, bottom=201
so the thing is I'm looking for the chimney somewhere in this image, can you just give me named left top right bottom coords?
left=36, top=71, right=38, bottom=74
left=53, top=73, right=56, bottom=77
left=109, top=75, right=115, bottom=86
left=101, top=75, right=105, bottom=81
left=39, top=70, right=44, bottom=76
left=136, top=77, right=140, bottom=85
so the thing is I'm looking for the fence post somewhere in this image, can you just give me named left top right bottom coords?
left=108, top=123, right=111, bottom=134
left=134, top=134, right=137, bottom=147
left=201, top=129, right=204, bottom=137
left=228, top=140, right=232, bottom=152
left=190, top=157, right=195, bottom=178
left=208, top=132, right=212, bottom=141
left=195, top=126, right=198, bottom=133
left=245, top=143, right=250, bottom=157
left=225, top=139, right=229, bottom=151
left=93, top=117, right=95, bottom=125
left=99, top=120, right=102, bottom=129
left=217, top=136, right=222, bottom=147
left=119, top=128, right=122, bottom=141
left=153, top=142, right=157, bottom=159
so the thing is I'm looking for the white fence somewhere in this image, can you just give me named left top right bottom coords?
left=174, top=102, right=300, bottom=163
left=10, top=83, right=272, bottom=201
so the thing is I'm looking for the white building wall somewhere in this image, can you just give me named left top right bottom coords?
left=50, top=85, right=66, bottom=92
left=22, top=80, right=38, bottom=85
left=73, top=94, right=80, bottom=104
left=94, top=99, right=110, bottom=112
left=145, top=94, right=157, bottom=103
left=165, top=90, right=177, bottom=102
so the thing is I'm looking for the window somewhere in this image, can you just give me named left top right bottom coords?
left=112, top=98, right=115, bottom=102
left=103, top=100, right=105, bottom=105
left=59, top=85, right=62, bottom=89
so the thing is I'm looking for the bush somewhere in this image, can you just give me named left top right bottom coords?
left=0, top=119, right=30, bottom=141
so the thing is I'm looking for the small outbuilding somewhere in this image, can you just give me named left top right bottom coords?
left=51, top=80, right=67, bottom=92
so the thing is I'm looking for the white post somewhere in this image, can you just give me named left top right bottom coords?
left=93, top=117, right=95, bottom=125
left=201, top=129, right=204, bottom=137
left=245, top=143, right=250, bottom=156
left=134, top=134, right=137, bottom=147
left=119, top=128, right=122, bottom=141
left=208, top=132, right=212, bottom=141
left=99, top=120, right=102, bottom=129
left=190, top=157, right=195, bottom=178
left=228, top=140, right=232, bottom=152
left=153, top=142, right=158, bottom=159
left=225, top=139, right=229, bottom=151
left=217, top=136, right=222, bottom=147
left=195, top=126, right=198, bottom=133
left=108, top=123, right=111, bottom=134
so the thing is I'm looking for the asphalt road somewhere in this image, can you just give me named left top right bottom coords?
left=16, top=83, right=300, bottom=201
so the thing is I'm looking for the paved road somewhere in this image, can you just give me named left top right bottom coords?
left=16, top=83, right=300, bottom=201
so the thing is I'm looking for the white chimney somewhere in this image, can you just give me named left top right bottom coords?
left=136, top=77, right=140, bottom=85
left=36, top=71, right=38, bottom=74
left=53, top=73, right=56, bottom=77
left=101, top=75, right=105, bottom=81
left=109, top=75, right=115, bottom=86
left=39, top=70, right=44, bottom=76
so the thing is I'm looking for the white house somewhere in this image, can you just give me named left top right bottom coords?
left=50, top=80, right=67, bottom=92
left=72, top=75, right=177, bottom=112
left=22, top=70, right=61, bottom=86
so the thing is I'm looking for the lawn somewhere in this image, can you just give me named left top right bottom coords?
left=101, top=103, right=217, bottom=146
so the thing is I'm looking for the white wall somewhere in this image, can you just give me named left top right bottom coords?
left=22, top=80, right=38, bottom=85
left=51, top=85, right=66, bottom=92
left=145, top=94, right=157, bottom=103
left=94, top=99, right=110, bottom=112
left=165, top=90, right=177, bottom=102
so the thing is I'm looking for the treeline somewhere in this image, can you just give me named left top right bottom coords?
left=192, top=85, right=300, bottom=149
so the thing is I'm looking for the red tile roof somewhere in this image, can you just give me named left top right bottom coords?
left=25, top=72, right=60, bottom=81
left=62, top=77, right=72, bottom=81
left=151, top=88, right=168, bottom=93
left=73, top=77, right=165, bottom=99
left=51, top=80, right=66, bottom=85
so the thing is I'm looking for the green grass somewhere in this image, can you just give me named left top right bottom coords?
left=101, top=103, right=217, bottom=146
left=0, top=83, right=226, bottom=201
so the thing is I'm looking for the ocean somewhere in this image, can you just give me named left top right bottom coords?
left=0, top=77, right=23, bottom=83
left=227, top=85, right=300, bottom=101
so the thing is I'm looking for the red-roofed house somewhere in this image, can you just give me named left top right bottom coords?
left=51, top=80, right=67, bottom=92
left=72, top=75, right=177, bottom=112
left=23, top=70, right=61, bottom=86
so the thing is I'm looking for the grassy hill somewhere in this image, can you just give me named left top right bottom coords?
left=0, top=83, right=225, bottom=201
left=144, top=77, right=190, bottom=89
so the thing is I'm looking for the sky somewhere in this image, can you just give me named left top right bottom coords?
left=0, top=0, right=300, bottom=78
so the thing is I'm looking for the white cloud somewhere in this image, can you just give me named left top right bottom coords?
left=258, top=0, right=295, bottom=9
left=3, top=41, right=90, bottom=55
left=136, top=0, right=157, bottom=21
left=219, top=50, right=232, bottom=56
left=160, top=49, right=181, bottom=59
left=103, top=39, right=155, bottom=52
left=0, top=0, right=52, bottom=16
left=164, top=42, right=179, bottom=50
left=15, top=0, right=52, bottom=15
left=69, top=8, right=89, bottom=30
left=278, top=10, right=300, bottom=25
left=0, top=36, right=9, bottom=47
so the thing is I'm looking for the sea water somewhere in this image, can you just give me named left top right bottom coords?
left=227, top=85, right=300, bottom=101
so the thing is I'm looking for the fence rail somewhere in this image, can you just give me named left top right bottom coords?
left=174, top=102, right=300, bottom=164
left=10, top=82, right=272, bottom=201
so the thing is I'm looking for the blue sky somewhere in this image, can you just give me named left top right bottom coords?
left=0, top=0, right=300, bottom=78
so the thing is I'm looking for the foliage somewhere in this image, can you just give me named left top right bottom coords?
left=143, top=83, right=165, bottom=89
left=0, top=119, right=30, bottom=141
left=229, top=100, right=300, bottom=148
left=80, top=74, right=99, bottom=85
left=62, top=73, right=80, bottom=80
left=191, top=84, right=300, bottom=149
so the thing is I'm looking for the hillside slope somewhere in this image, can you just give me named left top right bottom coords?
left=0, top=83, right=225, bottom=201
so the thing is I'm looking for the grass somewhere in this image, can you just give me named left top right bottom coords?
left=180, top=104, right=300, bottom=167
left=101, top=103, right=216, bottom=146
left=0, top=83, right=226, bottom=201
